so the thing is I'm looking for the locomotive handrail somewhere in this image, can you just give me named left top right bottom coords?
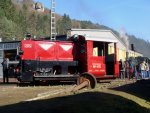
left=8, top=61, right=19, bottom=64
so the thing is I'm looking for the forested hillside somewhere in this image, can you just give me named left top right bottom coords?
left=0, top=0, right=150, bottom=58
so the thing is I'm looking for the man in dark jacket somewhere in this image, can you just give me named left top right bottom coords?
left=1, top=58, right=9, bottom=83
left=119, top=59, right=125, bottom=79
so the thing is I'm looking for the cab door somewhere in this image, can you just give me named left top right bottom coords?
left=87, top=41, right=106, bottom=77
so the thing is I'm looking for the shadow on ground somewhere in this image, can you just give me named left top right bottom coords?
left=0, top=92, right=149, bottom=113
left=110, top=79, right=150, bottom=102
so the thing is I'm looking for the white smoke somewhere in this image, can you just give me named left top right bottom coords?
left=120, top=28, right=129, bottom=51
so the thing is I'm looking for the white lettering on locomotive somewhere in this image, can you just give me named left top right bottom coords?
left=92, top=63, right=101, bottom=68
left=24, top=44, right=32, bottom=48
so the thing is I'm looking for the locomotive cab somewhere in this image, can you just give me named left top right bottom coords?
left=71, top=35, right=119, bottom=79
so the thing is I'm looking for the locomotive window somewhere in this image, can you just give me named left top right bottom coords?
left=93, top=42, right=104, bottom=56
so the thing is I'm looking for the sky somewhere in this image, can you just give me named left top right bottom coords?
left=34, top=0, right=150, bottom=41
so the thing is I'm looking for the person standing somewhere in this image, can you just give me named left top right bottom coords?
left=129, top=60, right=134, bottom=79
left=145, top=61, right=150, bottom=79
left=1, top=58, right=9, bottom=83
left=140, top=61, right=146, bottom=79
left=135, top=63, right=141, bottom=80
left=125, top=60, right=130, bottom=79
left=119, top=59, right=125, bottom=79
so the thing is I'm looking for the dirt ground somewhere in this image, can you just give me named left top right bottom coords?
left=0, top=78, right=75, bottom=106
left=0, top=78, right=150, bottom=113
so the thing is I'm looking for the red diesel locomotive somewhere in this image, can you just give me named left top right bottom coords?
left=16, top=34, right=119, bottom=86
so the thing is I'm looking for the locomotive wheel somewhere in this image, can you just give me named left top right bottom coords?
left=72, top=73, right=97, bottom=92
left=79, top=72, right=97, bottom=89
left=72, top=72, right=97, bottom=92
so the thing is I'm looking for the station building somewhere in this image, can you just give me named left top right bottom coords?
left=0, top=41, right=20, bottom=78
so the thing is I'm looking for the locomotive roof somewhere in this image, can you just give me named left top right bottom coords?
left=68, top=29, right=119, bottom=43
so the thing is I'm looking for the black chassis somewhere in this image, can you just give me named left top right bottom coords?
left=19, top=60, right=79, bottom=82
